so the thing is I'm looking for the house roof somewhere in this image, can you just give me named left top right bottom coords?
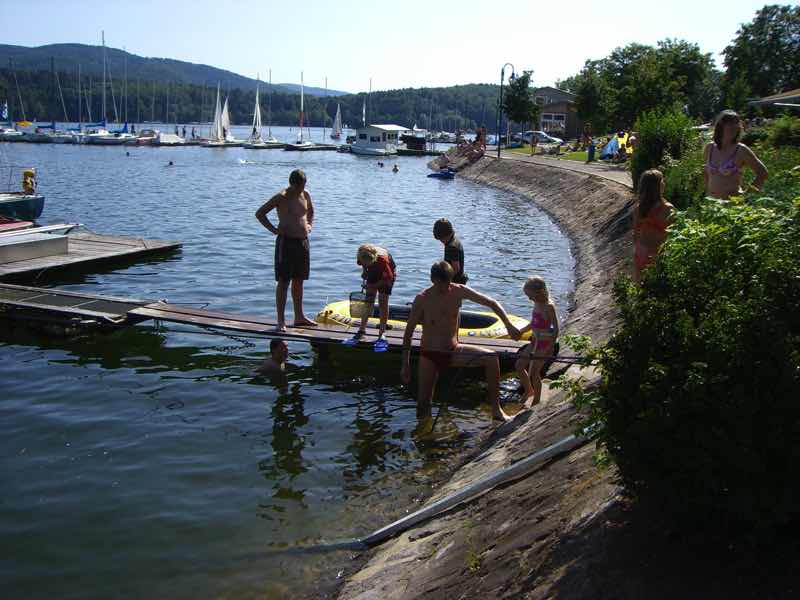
left=359, top=124, right=409, bottom=132
left=748, top=88, right=800, bottom=106
left=534, top=86, right=576, bottom=98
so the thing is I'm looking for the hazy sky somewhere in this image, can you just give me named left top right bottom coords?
left=3, top=0, right=770, bottom=92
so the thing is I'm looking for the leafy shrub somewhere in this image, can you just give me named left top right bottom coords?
left=662, top=136, right=706, bottom=209
left=768, top=115, right=800, bottom=147
left=745, top=145, right=800, bottom=206
left=741, top=126, right=769, bottom=146
left=571, top=200, right=800, bottom=533
left=631, top=108, right=695, bottom=190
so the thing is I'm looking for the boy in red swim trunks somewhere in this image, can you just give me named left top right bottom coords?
left=400, top=261, right=520, bottom=422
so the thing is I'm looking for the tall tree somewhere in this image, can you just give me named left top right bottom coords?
left=502, top=71, right=539, bottom=131
left=723, top=4, right=800, bottom=98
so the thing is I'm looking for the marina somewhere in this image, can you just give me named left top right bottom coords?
left=0, top=138, right=573, bottom=598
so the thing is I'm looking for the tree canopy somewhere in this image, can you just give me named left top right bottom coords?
left=722, top=4, right=800, bottom=101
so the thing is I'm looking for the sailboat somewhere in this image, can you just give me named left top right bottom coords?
left=284, top=72, right=315, bottom=151
left=203, top=83, right=229, bottom=147
left=244, top=77, right=284, bottom=149
left=330, top=103, right=342, bottom=140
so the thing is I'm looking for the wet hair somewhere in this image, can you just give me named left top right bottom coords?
left=523, top=276, right=551, bottom=302
left=270, top=338, right=287, bottom=352
left=433, top=218, right=454, bottom=239
left=289, top=169, right=307, bottom=185
left=356, top=243, right=382, bottom=266
left=637, top=169, right=664, bottom=218
left=713, top=110, right=743, bottom=148
left=430, top=260, right=454, bottom=284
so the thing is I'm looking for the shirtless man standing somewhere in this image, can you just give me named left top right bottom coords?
left=255, top=169, right=317, bottom=331
left=400, top=261, right=520, bottom=422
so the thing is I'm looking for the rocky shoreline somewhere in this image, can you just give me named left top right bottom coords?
left=328, top=157, right=634, bottom=599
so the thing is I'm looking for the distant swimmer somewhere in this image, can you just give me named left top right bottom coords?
left=257, top=339, right=290, bottom=375
left=392, top=164, right=399, bottom=172
left=167, top=160, right=174, bottom=166
left=255, top=169, right=317, bottom=332
left=126, top=151, right=130, bottom=157
left=400, top=261, right=520, bottom=422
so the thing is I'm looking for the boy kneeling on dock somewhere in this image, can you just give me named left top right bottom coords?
left=400, top=261, right=520, bottom=422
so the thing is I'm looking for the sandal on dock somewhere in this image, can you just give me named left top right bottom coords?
left=342, top=330, right=365, bottom=346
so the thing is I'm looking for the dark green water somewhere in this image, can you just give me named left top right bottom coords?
left=0, top=127, right=573, bottom=598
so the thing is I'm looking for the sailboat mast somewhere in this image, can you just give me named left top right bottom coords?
left=151, top=80, right=155, bottom=122
left=267, top=68, right=272, bottom=138
left=299, top=71, right=304, bottom=142
left=123, top=50, right=128, bottom=124
left=101, top=31, right=106, bottom=124
left=136, top=78, right=140, bottom=124
left=77, top=64, right=82, bottom=126
left=323, top=76, right=327, bottom=139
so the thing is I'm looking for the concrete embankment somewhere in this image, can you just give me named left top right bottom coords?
left=332, top=157, right=635, bottom=599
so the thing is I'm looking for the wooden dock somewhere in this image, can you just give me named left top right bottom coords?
left=0, top=284, right=527, bottom=360
left=0, top=232, right=181, bottom=282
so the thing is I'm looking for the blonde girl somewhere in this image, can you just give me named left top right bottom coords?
left=344, top=244, right=396, bottom=351
left=515, top=276, right=559, bottom=408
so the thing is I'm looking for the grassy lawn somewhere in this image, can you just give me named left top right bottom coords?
left=504, top=146, right=589, bottom=162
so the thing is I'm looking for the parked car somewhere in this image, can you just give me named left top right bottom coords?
left=522, top=130, right=564, bottom=144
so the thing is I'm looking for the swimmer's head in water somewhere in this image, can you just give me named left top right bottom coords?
left=356, top=244, right=380, bottom=266
left=289, top=169, right=307, bottom=188
left=430, top=260, right=454, bottom=284
left=270, top=338, right=288, bottom=362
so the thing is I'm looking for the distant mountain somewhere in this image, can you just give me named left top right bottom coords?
left=0, top=43, right=350, bottom=97
left=277, top=83, right=350, bottom=97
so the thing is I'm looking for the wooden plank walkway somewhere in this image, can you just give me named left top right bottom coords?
left=0, top=283, right=151, bottom=324
left=0, top=283, right=527, bottom=358
left=130, top=302, right=528, bottom=358
left=0, top=232, right=182, bottom=281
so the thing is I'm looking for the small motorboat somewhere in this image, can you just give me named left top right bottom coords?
left=427, top=167, right=456, bottom=179
left=0, top=192, right=45, bottom=221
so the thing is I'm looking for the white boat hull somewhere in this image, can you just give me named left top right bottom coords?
left=350, top=145, right=397, bottom=156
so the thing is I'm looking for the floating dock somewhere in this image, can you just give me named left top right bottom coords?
left=0, top=283, right=527, bottom=360
left=0, top=231, right=181, bottom=282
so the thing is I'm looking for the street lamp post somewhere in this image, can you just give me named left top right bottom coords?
left=496, top=63, right=515, bottom=158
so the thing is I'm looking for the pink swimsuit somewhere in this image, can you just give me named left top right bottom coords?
left=529, top=308, right=555, bottom=356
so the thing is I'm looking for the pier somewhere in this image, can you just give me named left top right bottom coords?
left=0, top=230, right=182, bottom=282
left=0, top=283, right=528, bottom=360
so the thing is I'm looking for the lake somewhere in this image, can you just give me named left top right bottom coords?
left=0, top=125, right=574, bottom=599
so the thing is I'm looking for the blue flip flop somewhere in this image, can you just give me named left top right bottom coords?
left=342, top=331, right=365, bottom=346
left=373, top=337, right=389, bottom=353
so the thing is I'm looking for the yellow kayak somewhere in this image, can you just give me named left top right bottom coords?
left=315, top=300, right=530, bottom=340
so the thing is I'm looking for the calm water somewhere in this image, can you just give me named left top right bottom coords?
left=0, top=125, right=574, bottom=599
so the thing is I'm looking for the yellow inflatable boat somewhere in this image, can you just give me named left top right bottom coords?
left=316, top=300, right=531, bottom=340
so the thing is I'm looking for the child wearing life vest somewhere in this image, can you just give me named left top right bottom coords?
left=515, top=276, right=559, bottom=408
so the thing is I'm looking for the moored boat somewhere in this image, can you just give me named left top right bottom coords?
left=0, top=192, right=45, bottom=221
left=350, top=124, right=407, bottom=156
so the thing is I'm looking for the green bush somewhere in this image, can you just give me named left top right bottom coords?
left=631, top=108, right=695, bottom=190
left=768, top=115, right=800, bottom=147
left=572, top=199, right=800, bottom=533
left=741, top=126, right=769, bottom=146
left=662, top=136, right=706, bottom=209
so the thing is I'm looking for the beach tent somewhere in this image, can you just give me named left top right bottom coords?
left=600, top=136, right=618, bottom=159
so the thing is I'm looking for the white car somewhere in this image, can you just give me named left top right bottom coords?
left=522, top=130, right=563, bottom=144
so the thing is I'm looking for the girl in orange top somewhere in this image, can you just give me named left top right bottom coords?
left=633, top=169, right=674, bottom=282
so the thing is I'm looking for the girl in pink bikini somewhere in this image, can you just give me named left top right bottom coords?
left=515, top=276, right=559, bottom=408
left=633, top=169, right=674, bottom=282
left=704, top=110, right=768, bottom=200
